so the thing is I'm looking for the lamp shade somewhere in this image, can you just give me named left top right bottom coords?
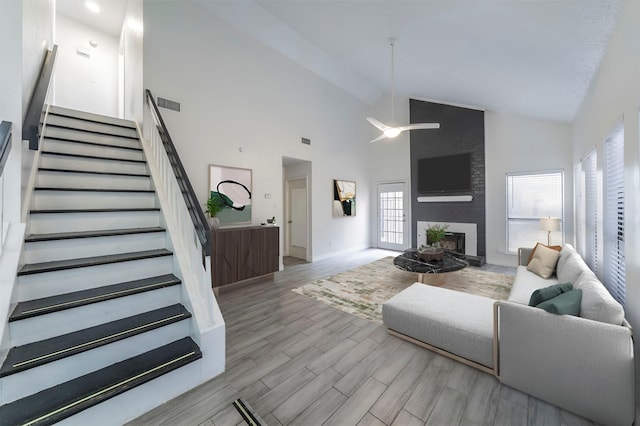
left=539, top=217, right=561, bottom=232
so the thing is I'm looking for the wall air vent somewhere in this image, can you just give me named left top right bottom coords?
left=301, top=137, right=311, bottom=145
left=157, top=97, right=181, bottom=112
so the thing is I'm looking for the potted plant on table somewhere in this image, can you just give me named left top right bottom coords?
left=426, top=223, right=449, bottom=247
left=205, top=195, right=222, bottom=230
left=419, top=223, right=449, bottom=262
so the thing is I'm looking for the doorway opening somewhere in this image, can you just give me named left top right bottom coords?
left=283, top=157, right=312, bottom=266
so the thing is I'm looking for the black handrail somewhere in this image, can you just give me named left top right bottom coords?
left=145, top=90, right=212, bottom=253
left=23, top=45, right=58, bottom=150
left=0, top=121, right=12, bottom=177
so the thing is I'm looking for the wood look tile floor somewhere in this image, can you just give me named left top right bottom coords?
left=128, top=249, right=596, bottom=426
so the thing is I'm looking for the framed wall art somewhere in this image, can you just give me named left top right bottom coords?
left=333, top=179, right=356, bottom=217
left=209, top=165, right=252, bottom=225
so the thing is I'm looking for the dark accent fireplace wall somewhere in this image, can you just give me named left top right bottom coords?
left=410, top=99, right=486, bottom=256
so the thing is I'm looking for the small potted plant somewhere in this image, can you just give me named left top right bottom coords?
left=205, top=195, right=222, bottom=230
left=426, top=223, right=449, bottom=247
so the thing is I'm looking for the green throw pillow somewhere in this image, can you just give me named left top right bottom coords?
left=528, top=282, right=573, bottom=307
left=536, top=289, right=582, bottom=316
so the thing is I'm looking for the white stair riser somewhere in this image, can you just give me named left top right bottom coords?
left=31, top=191, right=157, bottom=210
left=44, top=127, right=139, bottom=149
left=42, top=139, right=145, bottom=162
left=23, top=232, right=167, bottom=264
left=1, top=320, right=190, bottom=404
left=46, top=115, right=138, bottom=139
left=28, top=210, right=163, bottom=234
left=18, top=256, right=174, bottom=300
left=10, top=285, right=181, bottom=346
left=40, top=154, right=148, bottom=175
left=37, top=171, right=153, bottom=191
left=48, top=106, right=136, bottom=129
left=56, top=359, right=205, bottom=426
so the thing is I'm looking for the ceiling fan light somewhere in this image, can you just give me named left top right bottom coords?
left=384, top=127, right=401, bottom=138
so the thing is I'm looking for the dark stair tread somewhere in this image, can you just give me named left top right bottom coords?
left=34, top=187, right=155, bottom=193
left=0, top=337, right=201, bottom=426
left=25, top=227, right=165, bottom=242
left=0, top=304, right=191, bottom=377
left=41, top=151, right=146, bottom=164
left=38, top=167, right=150, bottom=178
left=47, top=110, right=137, bottom=130
left=10, top=274, right=181, bottom=321
left=45, top=124, right=139, bottom=140
left=30, top=207, right=161, bottom=214
left=43, top=136, right=142, bottom=151
left=17, top=249, right=172, bottom=276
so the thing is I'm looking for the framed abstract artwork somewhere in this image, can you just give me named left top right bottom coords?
left=209, top=165, right=252, bottom=225
left=333, top=179, right=356, bottom=217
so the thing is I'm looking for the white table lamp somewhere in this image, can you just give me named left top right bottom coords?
left=539, top=217, right=561, bottom=245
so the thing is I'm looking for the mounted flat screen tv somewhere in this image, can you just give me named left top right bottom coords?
left=417, top=153, right=471, bottom=193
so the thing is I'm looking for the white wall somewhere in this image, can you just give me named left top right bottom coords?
left=143, top=0, right=372, bottom=261
left=485, top=111, right=573, bottom=266
left=54, top=14, right=119, bottom=117
left=571, top=0, right=640, bottom=388
left=121, top=0, right=143, bottom=123
left=22, top=0, right=55, bottom=117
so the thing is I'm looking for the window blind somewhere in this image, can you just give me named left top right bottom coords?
left=603, top=128, right=625, bottom=304
left=583, top=150, right=598, bottom=273
left=506, top=171, right=564, bottom=253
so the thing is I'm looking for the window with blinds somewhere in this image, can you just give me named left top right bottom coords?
left=603, top=127, right=625, bottom=304
left=506, top=171, right=564, bottom=253
left=583, top=150, right=598, bottom=273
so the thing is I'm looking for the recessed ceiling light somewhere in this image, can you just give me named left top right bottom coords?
left=85, top=1, right=100, bottom=13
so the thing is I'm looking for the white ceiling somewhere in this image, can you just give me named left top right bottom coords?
left=54, top=0, right=622, bottom=123
left=56, top=0, right=128, bottom=36
left=195, top=0, right=621, bottom=123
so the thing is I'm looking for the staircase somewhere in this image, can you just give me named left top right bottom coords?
left=0, top=106, right=211, bottom=425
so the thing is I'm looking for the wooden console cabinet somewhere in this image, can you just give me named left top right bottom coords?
left=210, top=226, right=279, bottom=288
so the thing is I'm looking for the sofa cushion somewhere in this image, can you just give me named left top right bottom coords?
left=535, top=289, right=582, bottom=316
left=509, top=266, right=559, bottom=304
left=574, top=271, right=624, bottom=325
left=527, top=243, right=562, bottom=264
left=528, top=282, right=573, bottom=307
left=382, top=283, right=495, bottom=368
left=557, top=252, right=589, bottom=284
left=556, top=244, right=576, bottom=276
left=527, top=244, right=561, bottom=279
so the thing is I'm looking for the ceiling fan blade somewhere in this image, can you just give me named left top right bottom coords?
left=367, top=117, right=390, bottom=131
left=398, top=123, right=441, bottom=131
left=369, top=134, right=388, bottom=143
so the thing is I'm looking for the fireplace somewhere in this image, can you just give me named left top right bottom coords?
left=417, top=221, right=478, bottom=256
left=440, top=232, right=465, bottom=254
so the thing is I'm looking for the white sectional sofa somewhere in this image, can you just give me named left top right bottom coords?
left=382, top=244, right=635, bottom=425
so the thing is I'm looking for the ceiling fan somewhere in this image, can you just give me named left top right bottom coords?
left=367, top=37, right=440, bottom=143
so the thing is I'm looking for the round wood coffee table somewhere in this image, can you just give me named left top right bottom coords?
left=393, top=249, right=469, bottom=286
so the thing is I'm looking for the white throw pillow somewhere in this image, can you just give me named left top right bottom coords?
left=527, top=244, right=561, bottom=279
left=557, top=252, right=589, bottom=284
left=573, top=270, right=624, bottom=325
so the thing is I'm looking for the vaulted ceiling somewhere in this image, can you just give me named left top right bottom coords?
left=57, top=0, right=622, bottom=123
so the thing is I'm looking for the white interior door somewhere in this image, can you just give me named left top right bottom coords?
left=288, top=178, right=307, bottom=259
left=378, top=182, right=408, bottom=251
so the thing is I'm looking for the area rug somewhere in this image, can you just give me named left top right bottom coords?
left=292, top=257, right=514, bottom=324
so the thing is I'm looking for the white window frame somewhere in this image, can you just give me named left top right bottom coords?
left=582, top=149, right=598, bottom=273
left=506, top=170, right=564, bottom=253
left=603, top=126, right=625, bottom=304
